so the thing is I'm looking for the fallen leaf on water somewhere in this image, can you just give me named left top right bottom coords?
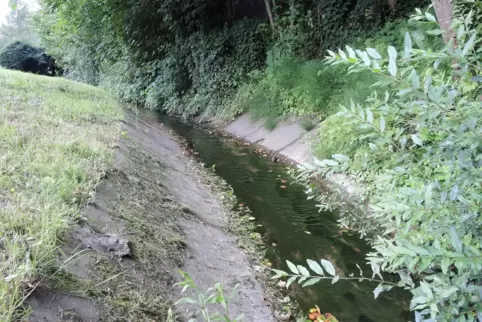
left=272, top=243, right=277, bottom=246
left=281, top=179, right=287, bottom=183
left=248, top=216, right=256, bottom=221
left=304, top=231, right=311, bottom=234
left=239, top=203, right=245, bottom=207
left=353, top=247, right=361, bottom=253
left=280, top=185, right=286, bottom=189
left=268, top=170, right=273, bottom=172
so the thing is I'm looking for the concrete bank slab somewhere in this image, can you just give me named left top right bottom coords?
left=224, top=113, right=318, bottom=164
left=223, top=113, right=360, bottom=198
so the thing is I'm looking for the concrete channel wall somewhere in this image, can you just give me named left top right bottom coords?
left=224, top=114, right=320, bottom=164
left=223, top=113, right=361, bottom=197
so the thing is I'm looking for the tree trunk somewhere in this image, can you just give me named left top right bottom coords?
left=263, top=0, right=275, bottom=30
left=387, top=0, right=397, bottom=14
left=432, top=0, right=454, bottom=43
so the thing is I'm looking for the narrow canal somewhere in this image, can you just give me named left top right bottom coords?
left=157, top=114, right=411, bottom=322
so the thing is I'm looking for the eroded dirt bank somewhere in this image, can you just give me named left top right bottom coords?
left=27, top=111, right=275, bottom=321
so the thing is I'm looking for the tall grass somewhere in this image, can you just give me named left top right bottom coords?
left=0, top=68, right=122, bottom=320
left=228, top=55, right=379, bottom=128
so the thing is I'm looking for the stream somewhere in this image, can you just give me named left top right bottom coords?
left=157, top=114, right=412, bottom=322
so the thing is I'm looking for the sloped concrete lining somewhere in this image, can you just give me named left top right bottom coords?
left=224, top=113, right=361, bottom=198
left=224, top=114, right=320, bottom=164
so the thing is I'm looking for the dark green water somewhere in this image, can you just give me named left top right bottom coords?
left=158, top=114, right=411, bottom=322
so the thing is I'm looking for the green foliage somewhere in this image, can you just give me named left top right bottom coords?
left=270, top=0, right=429, bottom=58
left=231, top=55, right=379, bottom=127
left=221, top=0, right=428, bottom=126
left=272, top=258, right=395, bottom=296
left=454, top=0, right=482, bottom=38
left=36, top=0, right=267, bottom=117
left=0, top=41, right=57, bottom=76
left=175, top=271, right=244, bottom=321
left=36, top=0, right=428, bottom=119
left=296, top=10, right=482, bottom=321
left=361, top=13, right=445, bottom=54
left=314, top=114, right=363, bottom=159
left=174, top=21, right=266, bottom=118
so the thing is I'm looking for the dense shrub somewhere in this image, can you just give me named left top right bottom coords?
left=269, top=0, right=429, bottom=59
left=99, top=20, right=267, bottom=118
left=36, top=0, right=427, bottom=119
left=219, top=0, right=428, bottom=126
left=226, top=54, right=380, bottom=127
left=454, top=0, right=482, bottom=37
left=0, top=41, right=58, bottom=76
left=293, top=10, right=482, bottom=321
left=360, top=15, right=445, bottom=53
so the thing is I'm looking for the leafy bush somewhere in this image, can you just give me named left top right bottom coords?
left=174, top=271, right=244, bottom=321
left=36, top=0, right=267, bottom=118
left=0, top=41, right=58, bottom=76
left=361, top=14, right=445, bottom=53
left=314, top=114, right=362, bottom=159
left=230, top=54, right=380, bottom=127
left=454, top=0, right=482, bottom=37
left=36, top=0, right=428, bottom=119
left=268, top=0, right=430, bottom=59
left=295, top=9, right=482, bottom=321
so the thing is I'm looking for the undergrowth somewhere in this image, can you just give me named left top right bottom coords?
left=225, top=55, right=379, bottom=129
left=0, top=68, right=122, bottom=321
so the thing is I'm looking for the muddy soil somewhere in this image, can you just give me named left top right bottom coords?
left=27, top=111, right=275, bottom=322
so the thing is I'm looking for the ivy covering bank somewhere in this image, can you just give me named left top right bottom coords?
left=35, top=0, right=424, bottom=118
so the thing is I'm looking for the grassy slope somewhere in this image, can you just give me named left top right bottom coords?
left=0, top=68, right=122, bottom=320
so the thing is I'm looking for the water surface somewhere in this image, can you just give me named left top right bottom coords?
left=157, top=114, right=411, bottom=322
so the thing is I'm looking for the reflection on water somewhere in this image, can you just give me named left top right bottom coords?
left=157, top=114, right=411, bottom=322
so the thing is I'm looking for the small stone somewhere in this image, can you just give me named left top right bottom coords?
left=277, top=280, right=286, bottom=288
left=97, top=235, right=131, bottom=257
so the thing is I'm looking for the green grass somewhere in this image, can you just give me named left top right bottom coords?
left=0, top=68, right=122, bottom=320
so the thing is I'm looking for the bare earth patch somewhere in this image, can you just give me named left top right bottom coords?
left=27, top=111, right=275, bottom=321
